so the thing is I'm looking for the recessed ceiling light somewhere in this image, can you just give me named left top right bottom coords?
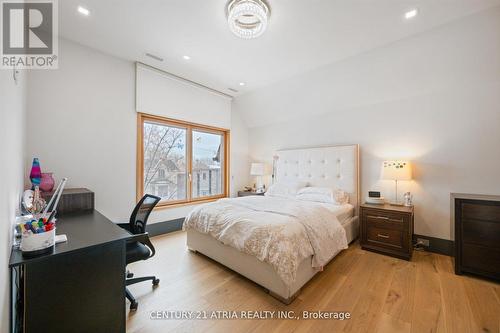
left=77, top=6, right=90, bottom=16
left=183, top=55, right=191, bottom=60
left=239, top=82, right=245, bottom=86
left=404, top=9, right=418, bottom=19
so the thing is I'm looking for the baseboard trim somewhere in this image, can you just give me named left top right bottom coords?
left=413, top=234, right=454, bottom=257
left=147, top=222, right=455, bottom=255
left=147, top=218, right=184, bottom=237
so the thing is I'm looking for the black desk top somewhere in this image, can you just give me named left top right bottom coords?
left=9, top=210, right=132, bottom=267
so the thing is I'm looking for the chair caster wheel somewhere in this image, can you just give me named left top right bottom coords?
left=153, top=278, right=160, bottom=286
left=126, top=272, right=134, bottom=278
left=130, top=301, right=138, bottom=311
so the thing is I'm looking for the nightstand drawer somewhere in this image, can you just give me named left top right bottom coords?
left=366, top=213, right=406, bottom=231
left=366, top=210, right=407, bottom=222
left=367, top=226, right=403, bottom=248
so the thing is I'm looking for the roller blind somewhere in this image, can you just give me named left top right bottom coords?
left=136, top=63, right=231, bottom=129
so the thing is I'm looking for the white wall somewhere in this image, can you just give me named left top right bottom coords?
left=27, top=39, right=249, bottom=224
left=233, top=8, right=500, bottom=240
left=0, top=69, right=26, bottom=333
left=229, top=110, right=250, bottom=196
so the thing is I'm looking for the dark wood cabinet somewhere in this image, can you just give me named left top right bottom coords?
left=360, top=203, right=414, bottom=260
left=453, top=195, right=500, bottom=281
left=41, top=188, right=94, bottom=216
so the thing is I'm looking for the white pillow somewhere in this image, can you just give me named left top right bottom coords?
left=296, top=193, right=333, bottom=203
left=297, top=187, right=332, bottom=196
left=296, top=187, right=349, bottom=204
left=296, top=187, right=334, bottom=203
left=265, top=181, right=307, bottom=198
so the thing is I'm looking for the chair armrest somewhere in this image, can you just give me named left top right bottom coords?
left=130, top=232, right=156, bottom=258
left=117, top=223, right=156, bottom=258
left=117, top=223, right=131, bottom=232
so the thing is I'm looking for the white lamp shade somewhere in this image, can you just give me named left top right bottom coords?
left=250, top=163, right=265, bottom=176
left=381, top=161, right=412, bottom=181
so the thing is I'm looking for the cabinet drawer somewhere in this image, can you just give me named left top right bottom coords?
left=462, top=202, right=500, bottom=222
left=367, top=226, right=403, bottom=248
left=364, top=208, right=407, bottom=220
left=461, top=243, right=500, bottom=276
left=462, top=219, right=500, bottom=248
left=366, top=214, right=405, bottom=223
left=364, top=209, right=408, bottom=230
left=366, top=215, right=406, bottom=231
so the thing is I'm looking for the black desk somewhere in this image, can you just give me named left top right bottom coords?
left=9, top=210, right=132, bottom=333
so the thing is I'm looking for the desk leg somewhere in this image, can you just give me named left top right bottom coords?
left=10, top=265, right=24, bottom=333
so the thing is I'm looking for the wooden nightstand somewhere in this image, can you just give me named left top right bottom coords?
left=237, top=191, right=265, bottom=197
left=360, top=203, right=414, bottom=260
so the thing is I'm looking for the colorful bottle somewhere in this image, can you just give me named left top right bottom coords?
left=29, top=158, right=42, bottom=189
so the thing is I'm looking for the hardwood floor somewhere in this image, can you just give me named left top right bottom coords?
left=126, top=231, right=500, bottom=333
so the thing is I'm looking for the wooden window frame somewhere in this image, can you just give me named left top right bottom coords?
left=137, top=112, right=230, bottom=210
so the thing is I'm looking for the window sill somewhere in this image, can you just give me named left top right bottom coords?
left=153, top=196, right=226, bottom=210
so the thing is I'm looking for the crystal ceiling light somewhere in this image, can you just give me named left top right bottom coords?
left=226, top=0, right=270, bottom=39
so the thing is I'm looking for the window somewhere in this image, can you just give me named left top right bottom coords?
left=192, top=130, right=225, bottom=199
left=137, top=113, right=229, bottom=208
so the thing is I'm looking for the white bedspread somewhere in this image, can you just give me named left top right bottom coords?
left=183, top=196, right=348, bottom=287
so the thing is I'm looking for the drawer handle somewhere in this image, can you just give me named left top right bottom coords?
left=367, top=215, right=403, bottom=223
left=377, top=234, right=390, bottom=239
left=368, top=215, right=389, bottom=220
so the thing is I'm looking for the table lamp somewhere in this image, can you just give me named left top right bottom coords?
left=381, top=161, right=412, bottom=205
left=250, top=163, right=265, bottom=193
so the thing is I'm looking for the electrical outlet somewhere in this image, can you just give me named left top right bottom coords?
left=416, top=238, right=430, bottom=247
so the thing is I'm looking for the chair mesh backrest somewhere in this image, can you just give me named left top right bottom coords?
left=129, top=194, right=161, bottom=234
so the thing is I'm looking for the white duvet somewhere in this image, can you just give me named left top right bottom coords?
left=183, top=196, right=348, bottom=287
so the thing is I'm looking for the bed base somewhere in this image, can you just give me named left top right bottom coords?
left=189, top=246, right=300, bottom=304
left=186, top=216, right=358, bottom=304
left=268, top=290, right=301, bottom=305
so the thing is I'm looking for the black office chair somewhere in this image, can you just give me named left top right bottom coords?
left=118, top=194, right=161, bottom=311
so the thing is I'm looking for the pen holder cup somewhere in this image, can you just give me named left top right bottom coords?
left=21, top=228, right=56, bottom=258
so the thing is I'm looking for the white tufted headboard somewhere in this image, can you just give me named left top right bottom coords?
left=275, top=144, right=360, bottom=215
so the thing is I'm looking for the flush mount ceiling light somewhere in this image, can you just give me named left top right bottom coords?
left=77, top=6, right=90, bottom=16
left=405, top=9, right=418, bottom=19
left=226, top=0, right=270, bottom=39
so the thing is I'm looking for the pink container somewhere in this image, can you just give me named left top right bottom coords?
left=40, top=173, right=55, bottom=192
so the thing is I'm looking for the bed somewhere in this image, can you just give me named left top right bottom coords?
left=184, top=144, right=360, bottom=304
